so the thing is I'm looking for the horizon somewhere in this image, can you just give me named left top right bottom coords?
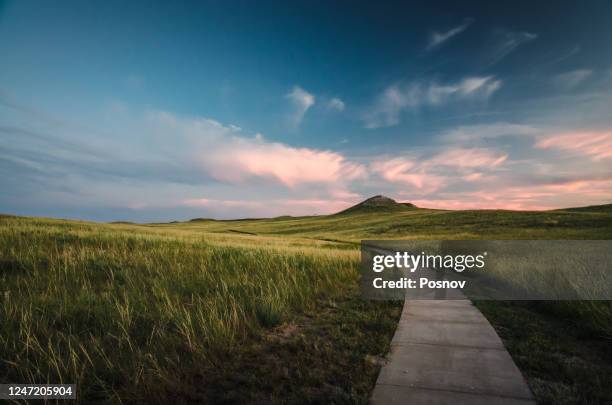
left=2, top=194, right=610, bottom=223
left=1, top=1, right=612, bottom=221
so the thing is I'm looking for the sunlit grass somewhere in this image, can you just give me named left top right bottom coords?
left=0, top=216, right=358, bottom=401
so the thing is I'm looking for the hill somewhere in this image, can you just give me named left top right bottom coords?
left=336, top=195, right=417, bottom=215
left=163, top=199, right=612, bottom=242
left=558, top=203, right=612, bottom=212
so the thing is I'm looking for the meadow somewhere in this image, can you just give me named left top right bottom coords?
left=1, top=202, right=611, bottom=403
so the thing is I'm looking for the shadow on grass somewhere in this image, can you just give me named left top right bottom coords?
left=476, top=301, right=612, bottom=405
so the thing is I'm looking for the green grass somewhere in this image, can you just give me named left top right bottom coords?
left=476, top=301, right=612, bottom=404
left=0, top=217, right=366, bottom=401
left=159, top=206, right=612, bottom=241
left=199, top=293, right=401, bottom=404
left=1, top=205, right=611, bottom=403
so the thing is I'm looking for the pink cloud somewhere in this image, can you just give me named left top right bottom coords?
left=409, top=198, right=551, bottom=211
left=370, top=148, right=506, bottom=194
left=280, top=198, right=355, bottom=213
left=462, top=172, right=484, bottom=182
left=535, top=131, right=612, bottom=160
left=424, top=148, right=507, bottom=169
left=329, top=190, right=362, bottom=200
left=182, top=198, right=263, bottom=209
left=204, top=138, right=366, bottom=188
left=371, top=158, right=447, bottom=192
left=370, top=158, right=416, bottom=182
left=140, top=110, right=611, bottom=214
left=146, top=110, right=366, bottom=188
left=409, top=178, right=612, bottom=211
left=181, top=197, right=355, bottom=216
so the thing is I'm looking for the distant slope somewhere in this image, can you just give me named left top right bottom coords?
left=558, top=203, right=612, bottom=213
left=168, top=198, right=612, bottom=241
left=189, top=218, right=216, bottom=222
left=335, top=195, right=417, bottom=215
left=6, top=196, right=612, bottom=241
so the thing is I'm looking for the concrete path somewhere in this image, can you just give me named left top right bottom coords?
left=370, top=298, right=536, bottom=405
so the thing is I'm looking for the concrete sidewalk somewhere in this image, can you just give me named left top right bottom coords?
left=370, top=299, right=536, bottom=405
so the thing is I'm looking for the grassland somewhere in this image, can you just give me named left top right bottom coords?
left=0, top=215, right=400, bottom=402
left=1, top=204, right=611, bottom=403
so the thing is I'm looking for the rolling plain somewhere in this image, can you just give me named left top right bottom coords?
left=1, top=197, right=611, bottom=403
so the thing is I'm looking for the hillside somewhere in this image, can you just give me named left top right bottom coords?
left=558, top=203, right=612, bottom=212
left=335, top=195, right=417, bottom=215
left=172, top=198, right=612, bottom=241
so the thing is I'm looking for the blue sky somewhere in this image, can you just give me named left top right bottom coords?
left=1, top=0, right=611, bottom=221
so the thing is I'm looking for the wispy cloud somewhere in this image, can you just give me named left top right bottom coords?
left=286, top=86, right=315, bottom=128
left=327, top=97, right=345, bottom=111
left=365, top=76, right=502, bottom=128
left=423, top=148, right=507, bottom=169
left=367, top=118, right=612, bottom=210
left=0, top=104, right=368, bottom=217
left=487, top=30, right=537, bottom=66
left=545, top=45, right=581, bottom=66
left=427, top=76, right=501, bottom=103
left=147, top=110, right=365, bottom=187
left=370, top=147, right=507, bottom=193
left=2, top=94, right=610, bottom=219
left=552, top=69, right=592, bottom=89
left=427, top=18, right=473, bottom=50
left=439, top=122, right=540, bottom=143
left=180, top=197, right=357, bottom=216
left=0, top=108, right=347, bottom=221
left=204, top=136, right=366, bottom=187
left=371, top=158, right=447, bottom=193
left=410, top=176, right=612, bottom=211
left=535, top=131, right=612, bottom=161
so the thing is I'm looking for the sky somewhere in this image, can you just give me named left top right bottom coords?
left=1, top=0, right=611, bottom=221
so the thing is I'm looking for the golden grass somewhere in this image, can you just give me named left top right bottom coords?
left=1, top=216, right=357, bottom=401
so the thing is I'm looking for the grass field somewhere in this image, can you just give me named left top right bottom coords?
left=1, top=202, right=611, bottom=403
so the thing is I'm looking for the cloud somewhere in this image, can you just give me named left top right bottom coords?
left=439, top=122, right=540, bottom=143
left=145, top=110, right=366, bottom=187
left=370, top=148, right=508, bottom=194
left=545, top=45, right=581, bottom=66
left=439, top=123, right=612, bottom=161
left=204, top=136, right=366, bottom=187
left=3, top=91, right=610, bottom=219
left=427, top=18, right=473, bottom=50
left=410, top=177, right=612, bottom=211
left=0, top=104, right=369, bottom=220
left=487, top=30, right=537, bottom=66
left=364, top=85, right=415, bottom=128
left=181, top=197, right=357, bottom=216
left=286, top=86, right=315, bottom=127
left=3, top=107, right=610, bottom=217
left=371, top=158, right=447, bottom=193
left=327, top=97, right=345, bottom=111
left=553, top=69, right=592, bottom=89
left=427, top=76, right=502, bottom=103
left=535, top=131, right=612, bottom=161
left=463, top=172, right=484, bottom=182
left=423, top=148, right=507, bottom=169
left=365, top=76, right=502, bottom=128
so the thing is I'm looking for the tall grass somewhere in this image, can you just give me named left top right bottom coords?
left=2, top=206, right=611, bottom=400
left=0, top=217, right=358, bottom=401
